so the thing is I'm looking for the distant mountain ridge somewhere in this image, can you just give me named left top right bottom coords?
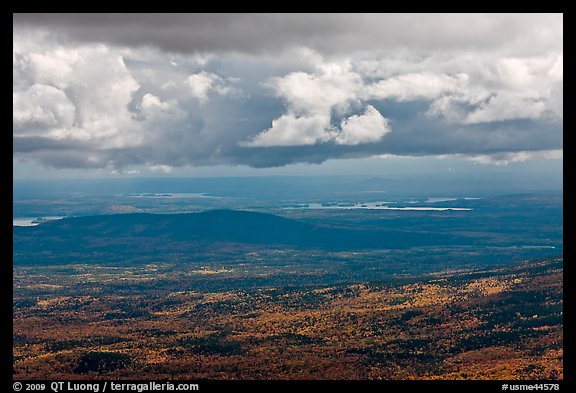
left=25, top=210, right=311, bottom=243
left=13, top=210, right=465, bottom=265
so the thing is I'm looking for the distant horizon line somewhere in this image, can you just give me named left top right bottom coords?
left=12, top=172, right=565, bottom=181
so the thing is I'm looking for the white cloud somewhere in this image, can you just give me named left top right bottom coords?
left=139, top=93, right=184, bottom=123
left=458, top=55, right=564, bottom=123
left=13, top=84, right=75, bottom=136
left=141, top=93, right=170, bottom=111
left=12, top=15, right=562, bottom=170
left=243, top=113, right=331, bottom=147
left=481, top=56, right=562, bottom=92
left=14, top=40, right=142, bottom=148
left=258, top=52, right=563, bottom=150
left=465, top=92, right=547, bottom=124
left=548, top=55, right=563, bottom=80
left=270, top=62, right=362, bottom=115
left=24, top=49, right=79, bottom=89
left=245, top=106, right=390, bottom=147
left=242, top=48, right=562, bottom=148
left=365, top=72, right=468, bottom=102
left=457, top=149, right=563, bottom=165
left=336, top=105, right=390, bottom=145
left=186, top=71, right=218, bottom=102
left=245, top=61, right=372, bottom=147
left=186, top=71, right=233, bottom=103
left=147, top=164, right=173, bottom=173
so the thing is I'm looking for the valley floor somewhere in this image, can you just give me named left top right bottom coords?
left=13, top=257, right=563, bottom=380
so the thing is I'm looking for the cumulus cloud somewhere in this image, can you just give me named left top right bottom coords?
left=186, top=71, right=234, bottom=103
left=460, top=55, right=564, bottom=123
left=270, top=62, right=362, bottom=115
left=12, top=14, right=562, bottom=170
left=13, top=40, right=142, bottom=152
left=140, top=93, right=169, bottom=112
left=244, top=62, right=385, bottom=147
left=243, top=114, right=331, bottom=147
left=13, top=84, right=75, bottom=135
left=336, top=106, right=390, bottom=145
left=464, top=92, right=547, bottom=124
left=244, top=105, right=390, bottom=147
left=365, top=72, right=469, bottom=102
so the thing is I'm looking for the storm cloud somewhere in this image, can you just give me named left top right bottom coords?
left=13, top=13, right=563, bottom=171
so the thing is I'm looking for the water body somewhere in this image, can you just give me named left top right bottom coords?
left=426, top=197, right=481, bottom=203
left=13, top=216, right=64, bottom=226
left=426, top=197, right=458, bottom=203
left=287, top=202, right=472, bottom=211
left=125, top=192, right=212, bottom=198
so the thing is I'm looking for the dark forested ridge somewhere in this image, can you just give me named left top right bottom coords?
left=13, top=209, right=468, bottom=264
left=14, top=192, right=563, bottom=266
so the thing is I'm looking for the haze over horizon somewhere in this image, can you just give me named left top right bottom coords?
left=13, top=13, right=562, bottom=181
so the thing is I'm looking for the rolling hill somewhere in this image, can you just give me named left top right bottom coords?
left=13, top=209, right=466, bottom=265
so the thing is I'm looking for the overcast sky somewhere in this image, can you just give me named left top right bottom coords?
left=13, top=13, right=563, bottom=178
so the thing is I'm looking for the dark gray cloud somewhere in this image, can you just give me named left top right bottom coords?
left=13, top=13, right=562, bottom=56
left=13, top=14, right=563, bottom=171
